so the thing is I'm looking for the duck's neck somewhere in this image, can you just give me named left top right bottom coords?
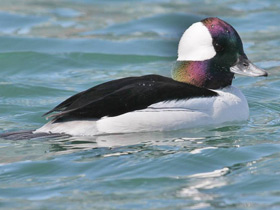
left=172, top=60, right=234, bottom=89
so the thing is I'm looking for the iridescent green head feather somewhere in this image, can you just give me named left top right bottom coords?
left=173, top=17, right=267, bottom=89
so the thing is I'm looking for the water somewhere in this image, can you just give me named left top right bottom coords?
left=0, top=0, right=280, bottom=209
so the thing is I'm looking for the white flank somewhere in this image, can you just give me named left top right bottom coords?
left=34, top=120, right=98, bottom=136
left=177, top=22, right=216, bottom=61
left=34, top=86, right=249, bottom=136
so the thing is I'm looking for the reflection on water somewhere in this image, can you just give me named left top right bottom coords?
left=0, top=123, right=256, bottom=165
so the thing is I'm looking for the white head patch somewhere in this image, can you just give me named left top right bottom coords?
left=177, top=22, right=216, bottom=61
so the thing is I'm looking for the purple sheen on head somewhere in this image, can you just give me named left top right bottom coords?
left=201, top=17, right=244, bottom=55
left=172, top=18, right=244, bottom=89
left=172, top=60, right=210, bottom=87
left=172, top=60, right=234, bottom=89
left=202, top=17, right=236, bottom=38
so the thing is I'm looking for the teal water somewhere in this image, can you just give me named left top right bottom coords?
left=0, top=0, right=280, bottom=209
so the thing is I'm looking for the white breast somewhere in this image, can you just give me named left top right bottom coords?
left=34, top=86, right=249, bottom=136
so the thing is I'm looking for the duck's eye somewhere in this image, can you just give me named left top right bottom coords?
left=214, top=42, right=224, bottom=52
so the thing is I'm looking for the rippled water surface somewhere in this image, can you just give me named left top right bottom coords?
left=0, top=0, right=280, bottom=209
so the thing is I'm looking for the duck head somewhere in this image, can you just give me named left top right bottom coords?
left=172, top=17, right=267, bottom=89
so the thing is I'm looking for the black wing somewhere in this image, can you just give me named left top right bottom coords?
left=44, top=75, right=218, bottom=121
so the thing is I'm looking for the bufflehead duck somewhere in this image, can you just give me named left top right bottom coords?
left=34, top=17, right=267, bottom=136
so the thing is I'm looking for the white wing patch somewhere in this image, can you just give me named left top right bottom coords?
left=177, top=22, right=216, bottom=61
left=147, top=98, right=216, bottom=113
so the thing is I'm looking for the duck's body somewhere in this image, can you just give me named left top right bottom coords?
left=34, top=17, right=267, bottom=136
left=35, top=82, right=248, bottom=135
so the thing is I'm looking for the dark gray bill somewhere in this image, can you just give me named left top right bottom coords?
left=230, top=55, right=268, bottom=77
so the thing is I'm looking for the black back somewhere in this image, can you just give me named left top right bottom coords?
left=44, top=75, right=218, bottom=121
